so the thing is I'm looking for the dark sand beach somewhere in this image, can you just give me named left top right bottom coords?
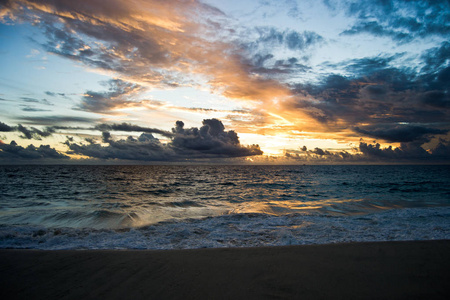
left=1, top=240, right=449, bottom=299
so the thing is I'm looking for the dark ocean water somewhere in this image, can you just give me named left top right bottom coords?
left=1, top=165, right=449, bottom=249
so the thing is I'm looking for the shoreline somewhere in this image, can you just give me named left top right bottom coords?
left=1, top=240, right=449, bottom=299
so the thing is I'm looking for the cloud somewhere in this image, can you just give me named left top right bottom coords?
left=358, top=141, right=450, bottom=162
left=21, top=106, right=52, bottom=112
left=45, top=91, right=70, bottom=99
left=285, top=140, right=450, bottom=163
left=2, top=0, right=297, bottom=109
left=431, top=139, right=450, bottom=159
left=239, top=27, right=322, bottom=79
left=420, top=41, right=450, bottom=92
left=342, top=55, right=402, bottom=78
left=354, top=125, right=448, bottom=143
left=95, top=123, right=174, bottom=138
left=16, top=124, right=55, bottom=140
left=340, top=21, right=411, bottom=42
left=0, top=140, right=69, bottom=160
left=19, top=116, right=98, bottom=126
left=288, top=49, right=450, bottom=139
left=246, top=55, right=310, bottom=77
left=336, top=0, right=450, bottom=43
left=15, top=97, right=55, bottom=113
left=285, top=145, right=354, bottom=161
left=16, top=124, right=33, bottom=139
left=16, top=122, right=173, bottom=140
left=171, top=119, right=262, bottom=157
left=66, top=132, right=174, bottom=161
left=3, top=119, right=254, bottom=148
left=77, top=79, right=144, bottom=113
left=65, top=119, right=262, bottom=161
left=420, top=42, right=450, bottom=74
left=20, top=97, right=53, bottom=106
left=0, top=121, right=55, bottom=140
left=250, top=27, right=324, bottom=52
left=419, top=91, right=450, bottom=109
left=0, top=121, right=13, bottom=132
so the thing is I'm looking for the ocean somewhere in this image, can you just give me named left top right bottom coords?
left=1, top=165, right=449, bottom=249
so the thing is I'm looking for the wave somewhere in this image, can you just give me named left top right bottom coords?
left=1, top=206, right=449, bottom=250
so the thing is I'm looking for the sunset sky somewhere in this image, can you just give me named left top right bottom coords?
left=0, top=0, right=449, bottom=163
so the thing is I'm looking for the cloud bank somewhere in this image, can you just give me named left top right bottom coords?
left=285, top=140, right=450, bottom=163
left=65, top=119, right=262, bottom=162
left=0, top=140, right=69, bottom=161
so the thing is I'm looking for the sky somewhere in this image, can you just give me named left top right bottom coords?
left=0, top=0, right=449, bottom=164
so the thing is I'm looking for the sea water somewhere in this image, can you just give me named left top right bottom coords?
left=0, top=165, right=449, bottom=249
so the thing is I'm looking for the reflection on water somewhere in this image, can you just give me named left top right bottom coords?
left=1, top=165, right=449, bottom=229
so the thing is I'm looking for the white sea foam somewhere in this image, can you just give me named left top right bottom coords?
left=1, top=206, right=449, bottom=250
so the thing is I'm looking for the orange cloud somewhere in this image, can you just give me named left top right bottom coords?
left=6, top=1, right=304, bottom=109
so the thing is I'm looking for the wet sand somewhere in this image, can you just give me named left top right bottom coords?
left=1, top=240, right=449, bottom=299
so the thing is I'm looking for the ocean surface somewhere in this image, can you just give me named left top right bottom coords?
left=1, top=165, right=449, bottom=249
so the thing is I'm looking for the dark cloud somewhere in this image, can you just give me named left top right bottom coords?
left=285, top=146, right=353, bottom=162
left=290, top=48, right=450, bottom=139
left=20, top=97, right=53, bottom=106
left=0, top=140, right=69, bottom=161
left=38, top=19, right=148, bottom=81
left=239, top=27, right=322, bottom=79
left=45, top=91, right=70, bottom=99
left=66, top=132, right=173, bottom=161
left=66, top=119, right=262, bottom=161
left=419, top=42, right=450, bottom=94
left=77, top=79, right=144, bottom=113
left=0, top=121, right=13, bottom=132
left=354, top=125, right=448, bottom=143
left=16, top=124, right=55, bottom=140
left=251, top=27, right=324, bottom=51
left=431, top=139, right=450, bottom=159
left=0, top=0, right=10, bottom=6
left=291, top=74, right=362, bottom=123
left=343, top=55, right=403, bottom=78
left=335, top=0, right=450, bottom=43
left=21, top=106, right=51, bottom=112
left=242, top=27, right=322, bottom=73
left=420, top=42, right=450, bottom=74
left=419, top=91, right=450, bottom=109
left=170, top=119, right=261, bottom=157
left=247, top=55, right=310, bottom=76
left=17, top=124, right=33, bottom=139
left=19, top=116, right=98, bottom=126
left=95, top=123, right=174, bottom=138
left=6, top=122, right=174, bottom=139
left=321, top=55, right=414, bottom=91
left=340, top=21, right=411, bottom=42
left=101, top=131, right=112, bottom=143
left=172, top=118, right=262, bottom=157
left=322, top=74, right=351, bottom=90
left=357, top=141, right=450, bottom=162
left=1, top=121, right=54, bottom=140
left=285, top=140, right=450, bottom=163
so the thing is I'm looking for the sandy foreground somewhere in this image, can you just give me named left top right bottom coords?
left=1, top=240, right=449, bottom=299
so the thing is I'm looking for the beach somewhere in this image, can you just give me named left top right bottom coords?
left=1, top=240, right=449, bottom=299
